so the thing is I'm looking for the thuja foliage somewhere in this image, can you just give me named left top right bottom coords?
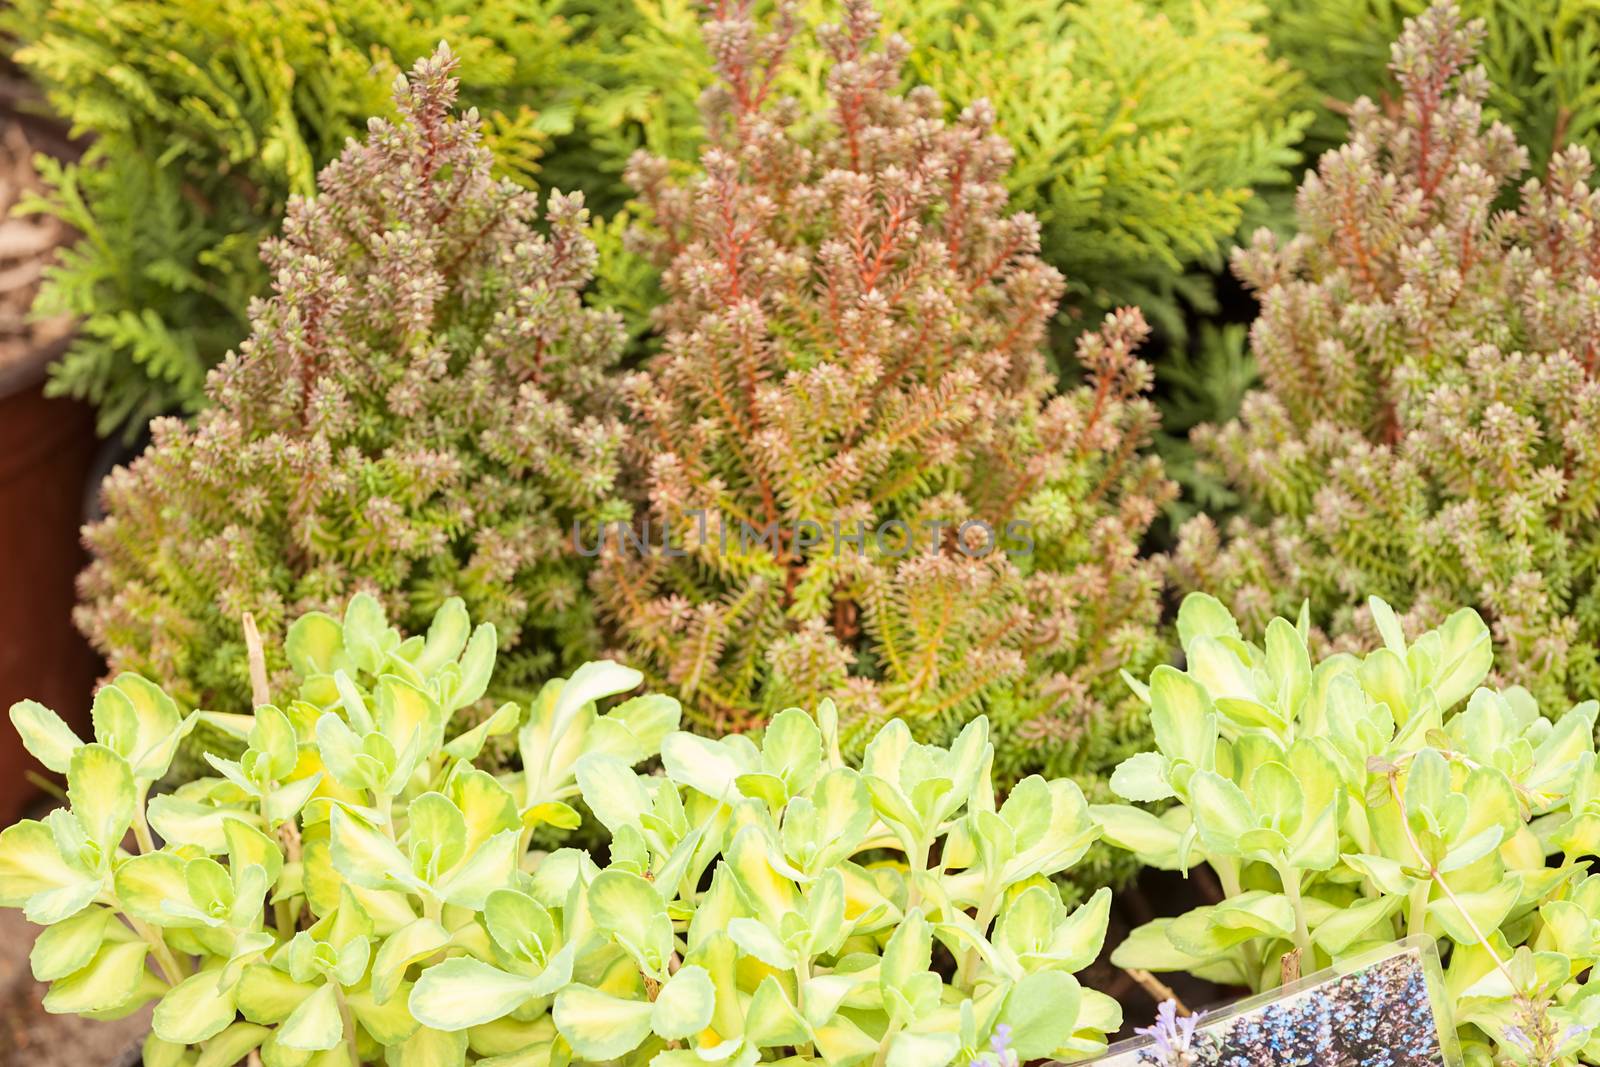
left=577, top=0, right=1309, bottom=337
left=0, top=594, right=679, bottom=1067
left=77, top=48, right=628, bottom=712
left=2, top=0, right=582, bottom=438
left=1100, top=593, right=1600, bottom=1065
left=1173, top=2, right=1600, bottom=710
left=1267, top=0, right=1600, bottom=174
left=594, top=0, right=1174, bottom=789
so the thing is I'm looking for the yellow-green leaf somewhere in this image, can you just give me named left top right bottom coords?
left=278, top=981, right=342, bottom=1051
left=153, top=968, right=239, bottom=1044
left=409, top=958, right=538, bottom=1031
left=68, top=744, right=136, bottom=858
left=651, top=964, right=715, bottom=1040
left=552, top=984, right=652, bottom=1060
left=42, top=940, right=149, bottom=1015
left=30, top=906, right=112, bottom=982
left=10, top=700, right=82, bottom=773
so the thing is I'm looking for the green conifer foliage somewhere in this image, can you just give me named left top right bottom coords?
left=1268, top=0, right=1600, bottom=175
left=593, top=0, right=1174, bottom=794
left=76, top=47, right=628, bottom=712
left=575, top=0, right=1311, bottom=338
left=1174, top=2, right=1600, bottom=710
left=3, top=0, right=581, bottom=438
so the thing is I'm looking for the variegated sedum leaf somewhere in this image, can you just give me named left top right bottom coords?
left=1102, top=591, right=1600, bottom=1065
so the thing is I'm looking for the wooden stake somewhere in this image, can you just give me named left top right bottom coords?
left=1125, top=968, right=1193, bottom=1016
left=242, top=611, right=270, bottom=709
left=1280, top=947, right=1303, bottom=987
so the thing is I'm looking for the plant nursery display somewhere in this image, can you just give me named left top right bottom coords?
left=74, top=47, right=630, bottom=714
left=0, top=0, right=582, bottom=439
left=1098, top=591, right=1600, bottom=1065
left=1172, top=1, right=1600, bottom=710
left=13, top=0, right=1600, bottom=1063
left=592, top=0, right=1175, bottom=794
left=0, top=591, right=1119, bottom=1066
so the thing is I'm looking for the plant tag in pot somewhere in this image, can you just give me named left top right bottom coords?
left=1079, top=937, right=1460, bottom=1066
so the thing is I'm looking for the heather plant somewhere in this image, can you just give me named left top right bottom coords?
left=1099, top=592, right=1600, bottom=1065
left=6, top=0, right=1308, bottom=448
left=593, top=0, right=1174, bottom=792
left=573, top=0, right=1309, bottom=337
left=1, top=0, right=586, bottom=438
left=1172, top=2, right=1600, bottom=710
left=0, top=593, right=679, bottom=1067
left=76, top=47, right=629, bottom=713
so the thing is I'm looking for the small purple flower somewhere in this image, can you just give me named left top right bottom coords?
left=970, top=1022, right=1019, bottom=1067
left=1137, top=999, right=1209, bottom=1066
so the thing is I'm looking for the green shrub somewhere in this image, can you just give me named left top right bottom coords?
left=1173, top=1, right=1600, bottom=710
left=1099, top=591, right=1600, bottom=1065
left=0, top=592, right=1116, bottom=1066
left=593, top=0, right=1174, bottom=806
left=2, top=0, right=585, bottom=438
left=76, top=48, right=628, bottom=712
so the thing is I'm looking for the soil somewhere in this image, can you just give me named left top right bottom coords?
left=0, top=904, right=148, bottom=1066
left=1088, top=867, right=1240, bottom=1038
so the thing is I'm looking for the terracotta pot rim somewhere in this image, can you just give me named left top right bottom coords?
left=0, top=335, right=70, bottom=401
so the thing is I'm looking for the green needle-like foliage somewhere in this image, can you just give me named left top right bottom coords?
left=593, top=0, right=1174, bottom=808
left=3, top=0, right=584, bottom=438
left=1173, top=2, right=1600, bottom=710
left=76, top=48, right=629, bottom=713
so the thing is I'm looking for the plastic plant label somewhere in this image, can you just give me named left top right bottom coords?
left=1082, top=937, right=1461, bottom=1066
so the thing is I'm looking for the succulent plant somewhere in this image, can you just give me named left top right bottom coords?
left=0, top=593, right=676, bottom=1066
left=1099, top=592, right=1600, bottom=1065
left=0, top=587, right=1118, bottom=1065
left=409, top=709, right=1120, bottom=1065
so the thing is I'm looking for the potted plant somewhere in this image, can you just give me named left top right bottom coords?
left=73, top=44, right=630, bottom=719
